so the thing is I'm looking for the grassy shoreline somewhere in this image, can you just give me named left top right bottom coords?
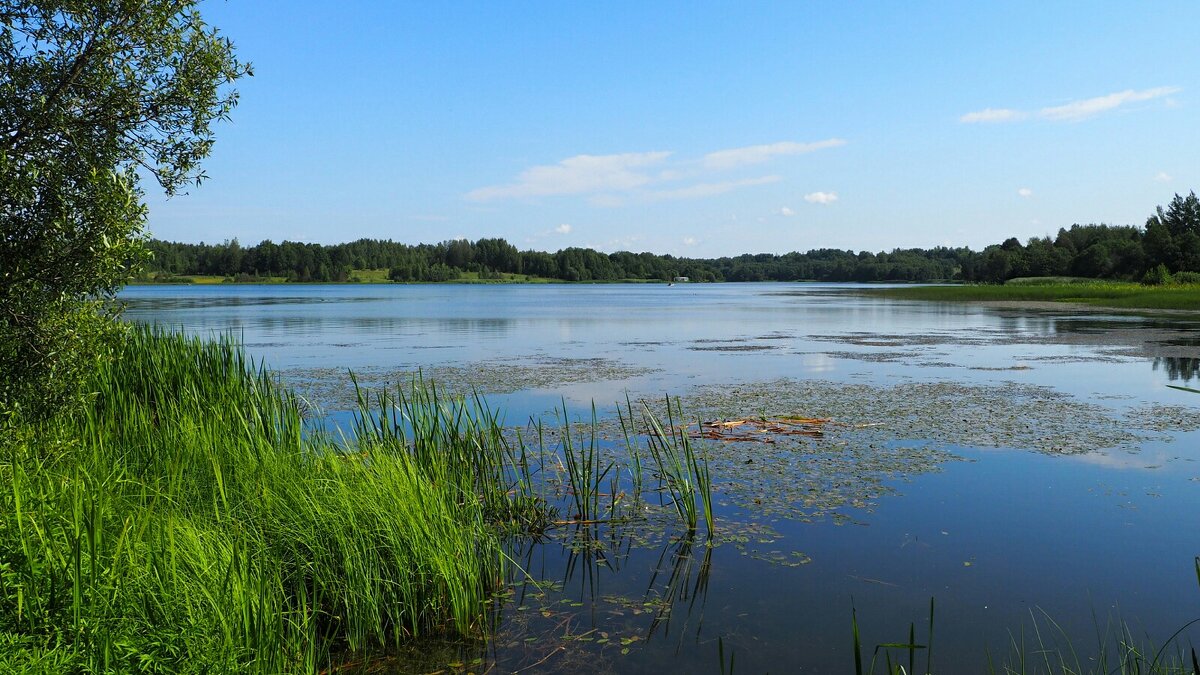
left=0, top=328, right=713, bottom=673
left=863, top=280, right=1200, bottom=312
left=129, top=269, right=668, bottom=285
left=0, top=328, right=552, bottom=673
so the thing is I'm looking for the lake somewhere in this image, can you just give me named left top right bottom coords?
left=121, top=282, right=1200, bottom=673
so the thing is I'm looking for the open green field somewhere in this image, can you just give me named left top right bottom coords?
left=864, top=280, right=1200, bottom=311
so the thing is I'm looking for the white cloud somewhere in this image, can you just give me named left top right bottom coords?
left=465, top=151, right=671, bottom=201
left=467, top=139, right=845, bottom=204
left=1155, top=171, right=1173, bottom=183
left=960, top=87, right=1181, bottom=125
left=701, top=138, right=846, bottom=170
left=778, top=206, right=796, bottom=217
left=959, top=108, right=1026, bottom=124
left=583, top=235, right=644, bottom=252
left=803, top=191, right=838, bottom=205
left=554, top=223, right=572, bottom=234
left=682, top=236, right=697, bottom=246
left=1038, top=86, right=1180, bottom=121
left=587, top=194, right=627, bottom=208
left=646, top=175, right=781, bottom=201
left=1017, top=187, right=1033, bottom=198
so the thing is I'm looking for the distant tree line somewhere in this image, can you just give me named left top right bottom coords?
left=145, top=192, right=1200, bottom=284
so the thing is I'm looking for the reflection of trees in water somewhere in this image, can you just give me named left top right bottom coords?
left=1153, top=357, right=1200, bottom=382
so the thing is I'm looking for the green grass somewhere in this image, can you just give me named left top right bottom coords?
left=347, top=268, right=391, bottom=283
left=1003, top=276, right=1103, bottom=286
left=863, top=281, right=1200, bottom=311
left=130, top=274, right=290, bottom=284
left=136, top=269, right=670, bottom=284
left=0, top=327, right=546, bottom=673
left=621, top=396, right=715, bottom=538
left=0, top=327, right=715, bottom=672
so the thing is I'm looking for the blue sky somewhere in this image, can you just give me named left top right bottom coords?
left=146, top=1, right=1200, bottom=257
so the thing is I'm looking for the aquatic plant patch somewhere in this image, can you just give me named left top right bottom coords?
left=284, top=357, right=658, bottom=411
left=678, top=378, right=1198, bottom=455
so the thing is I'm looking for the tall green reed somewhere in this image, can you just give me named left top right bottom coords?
left=0, top=326, right=548, bottom=673
left=625, top=396, right=714, bottom=537
left=557, top=403, right=614, bottom=523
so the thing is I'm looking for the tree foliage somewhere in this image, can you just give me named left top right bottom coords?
left=143, top=192, right=1200, bottom=288
left=1, top=1, right=248, bottom=422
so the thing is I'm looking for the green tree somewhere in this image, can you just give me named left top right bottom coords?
left=1149, top=191, right=1200, bottom=238
left=1, top=1, right=249, bottom=422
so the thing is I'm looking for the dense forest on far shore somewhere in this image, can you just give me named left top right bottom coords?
left=145, top=192, right=1200, bottom=284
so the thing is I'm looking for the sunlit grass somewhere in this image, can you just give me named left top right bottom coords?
left=0, top=327, right=546, bottom=673
left=864, top=281, right=1200, bottom=311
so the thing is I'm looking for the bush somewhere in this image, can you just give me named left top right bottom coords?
left=1141, top=263, right=1173, bottom=286
left=1172, top=270, right=1200, bottom=284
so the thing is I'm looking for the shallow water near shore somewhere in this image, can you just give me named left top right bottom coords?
left=121, top=282, right=1200, bottom=671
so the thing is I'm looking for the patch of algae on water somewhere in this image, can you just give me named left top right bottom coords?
left=681, top=378, right=1195, bottom=455
left=283, top=357, right=658, bottom=411
left=613, top=378, right=1200, bottom=524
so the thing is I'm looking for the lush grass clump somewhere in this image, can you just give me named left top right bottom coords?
left=864, top=281, right=1200, bottom=311
left=0, top=327, right=538, bottom=673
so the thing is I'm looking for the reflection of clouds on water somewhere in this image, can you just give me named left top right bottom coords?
left=1066, top=448, right=1174, bottom=471
left=797, top=352, right=836, bottom=373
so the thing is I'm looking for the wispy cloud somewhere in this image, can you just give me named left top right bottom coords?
left=1155, top=171, right=1173, bottom=183
left=467, top=139, right=845, bottom=204
left=803, top=191, right=838, bottom=205
left=1039, top=87, right=1180, bottom=121
left=960, top=86, right=1181, bottom=124
left=959, top=108, right=1027, bottom=124
left=701, top=138, right=846, bottom=170
left=777, top=206, right=795, bottom=217
left=682, top=236, right=697, bottom=246
left=647, top=176, right=780, bottom=201
left=1017, top=187, right=1033, bottom=198
left=554, top=223, right=572, bottom=234
left=465, top=151, right=671, bottom=201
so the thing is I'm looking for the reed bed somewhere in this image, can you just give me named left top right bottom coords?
left=0, top=327, right=545, bottom=673
left=620, top=396, right=715, bottom=538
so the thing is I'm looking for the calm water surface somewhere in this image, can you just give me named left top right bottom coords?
left=121, top=283, right=1200, bottom=672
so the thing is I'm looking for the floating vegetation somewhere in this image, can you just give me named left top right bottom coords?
left=806, top=349, right=925, bottom=363
left=1123, top=404, right=1200, bottom=433
left=284, top=356, right=657, bottom=410
left=688, top=344, right=778, bottom=352
left=690, top=416, right=831, bottom=443
left=678, top=378, right=1196, bottom=456
left=808, top=322, right=1200, bottom=362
